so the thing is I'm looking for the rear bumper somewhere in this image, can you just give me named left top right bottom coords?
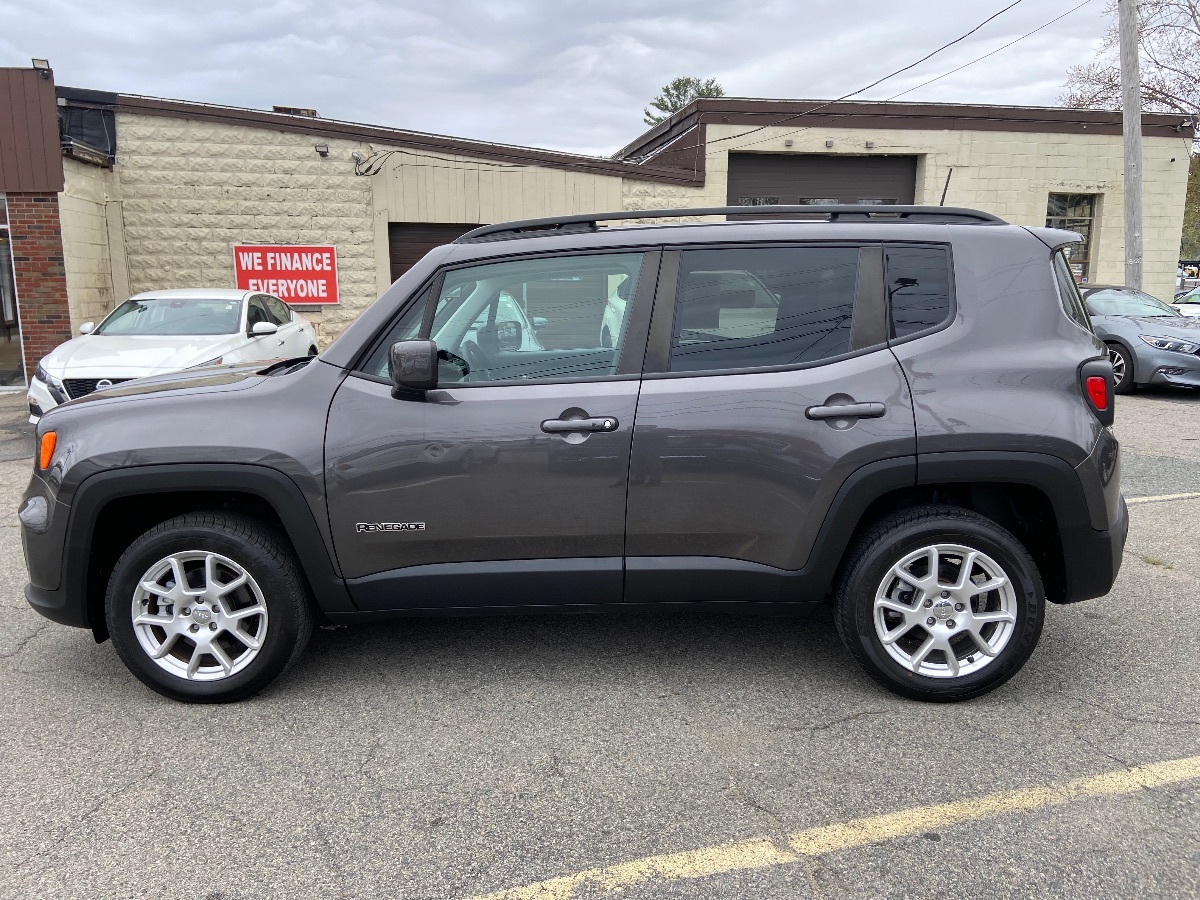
left=1057, top=494, right=1128, bottom=603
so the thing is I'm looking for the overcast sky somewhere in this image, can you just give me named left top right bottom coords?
left=1, top=0, right=1112, bottom=156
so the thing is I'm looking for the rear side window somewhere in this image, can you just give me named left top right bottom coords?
left=669, top=247, right=858, bottom=372
left=1052, top=250, right=1092, bottom=331
left=885, top=245, right=952, bottom=338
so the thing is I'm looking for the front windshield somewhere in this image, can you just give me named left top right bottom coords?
left=1085, top=290, right=1179, bottom=318
left=96, top=298, right=243, bottom=335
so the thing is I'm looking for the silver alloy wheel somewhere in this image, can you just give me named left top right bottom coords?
left=130, top=551, right=269, bottom=682
left=873, top=543, right=1017, bottom=678
left=1109, top=346, right=1127, bottom=386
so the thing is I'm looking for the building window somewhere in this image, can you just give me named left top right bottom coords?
left=856, top=198, right=898, bottom=205
left=736, top=197, right=780, bottom=206
left=1046, top=193, right=1098, bottom=282
left=797, top=198, right=839, bottom=205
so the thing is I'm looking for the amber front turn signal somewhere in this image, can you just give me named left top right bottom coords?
left=38, top=432, right=57, bottom=470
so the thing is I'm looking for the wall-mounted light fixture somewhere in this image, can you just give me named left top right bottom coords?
left=825, top=140, right=834, bottom=148
left=784, top=139, right=793, bottom=147
left=864, top=141, right=875, bottom=149
left=31, top=58, right=50, bottom=79
left=314, top=143, right=330, bottom=157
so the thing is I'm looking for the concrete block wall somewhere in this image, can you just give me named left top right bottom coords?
left=5, top=193, right=73, bottom=368
left=114, top=113, right=375, bottom=342
left=59, top=157, right=122, bottom=328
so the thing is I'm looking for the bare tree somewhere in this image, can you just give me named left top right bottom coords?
left=643, top=77, right=725, bottom=127
left=1059, top=0, right=1199, bottom=116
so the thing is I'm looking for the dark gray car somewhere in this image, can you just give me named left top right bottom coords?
left=19, top=206, right=1127, bottom=704
left=1081, top=284, right=1200, bottom=393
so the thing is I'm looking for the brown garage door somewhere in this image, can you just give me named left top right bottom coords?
left=727, top=154, right=917, bottom=208
left=388, top=223, right=481, bottom=282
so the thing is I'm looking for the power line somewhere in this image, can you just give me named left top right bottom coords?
left=885, top=0, right=1095, bottom=101
left=630, top=0, right=1028, bottom=162
left=720, top=0, right=1097, bottom=156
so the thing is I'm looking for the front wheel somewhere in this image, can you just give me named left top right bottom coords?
left=835, top=506, right=1045, bottom=702
left=1107, top=343, right=1135, bottom=394
left=105, top=512, right=314, bottom=703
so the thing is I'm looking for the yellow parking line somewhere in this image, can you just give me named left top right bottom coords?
left=1126, top=491, right=1200, bottom=505
left=469, top=754, right=1200, bottom=900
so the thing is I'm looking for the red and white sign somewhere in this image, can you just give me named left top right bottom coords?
left=233, top=244, right=340, bottom=304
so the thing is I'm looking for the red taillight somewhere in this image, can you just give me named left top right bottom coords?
left=1086, top=375, right=1107, bottom=411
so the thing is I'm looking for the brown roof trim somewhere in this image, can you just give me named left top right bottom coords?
left=112, top=94, right=703, bottom=186
left=618, top=98, right=1195, bottom=159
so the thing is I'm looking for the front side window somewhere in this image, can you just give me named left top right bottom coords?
left=365, top=253, right=645, bottom=384
left=669, top=247, right=859, bottom=373
left=97, top=298, right=243, bottom=335
left=264, top=296, right=292, bottom=324
left=886, top=245, right=952, bottom=338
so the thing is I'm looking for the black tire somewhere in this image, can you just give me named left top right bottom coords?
left=834, top=506, right=1045, bottom=702
left=105, top=512, right=314, bottom=703
left=1107, top=342, right=1135, bottom=395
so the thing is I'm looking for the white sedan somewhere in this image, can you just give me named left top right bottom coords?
left=1173, top=285, right=1200, bottom=317
left=29, top=288, right=318, bottom=422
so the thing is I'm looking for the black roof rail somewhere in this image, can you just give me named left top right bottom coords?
left=454, top=205, right=1007, bottom=242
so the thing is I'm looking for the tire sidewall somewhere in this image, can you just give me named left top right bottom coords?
left=844, top=518, right=1044, bottom=701
left=106, top=523, right=302, bottom=702
left=1108, top=343, right=1135, bottom=394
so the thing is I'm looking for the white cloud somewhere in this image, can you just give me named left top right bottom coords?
left=0, top=0, right=1112, bottom=154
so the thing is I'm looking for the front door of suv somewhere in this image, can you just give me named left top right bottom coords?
left=325, top=250, right=659, bottom=611
left=624, top=243, right=929, bottom=602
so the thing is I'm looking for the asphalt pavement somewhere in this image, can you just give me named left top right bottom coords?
left=1, top=387, right=1198, bottom=899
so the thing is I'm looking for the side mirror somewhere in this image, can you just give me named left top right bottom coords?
left=532, top=316, right=548, bottom=330
left=251, top=321, right=278, bottom=336
left=79, top=321, right=95, bottom=335
left=496, top=320, right=522, bottom=351
left=389, top=340, right=438, bottom=394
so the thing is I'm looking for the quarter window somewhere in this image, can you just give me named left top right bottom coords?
left=885, top=246, right=952, bottom=338
left=1052, top=250, right=1093, bottom=331
left=669, top=247, right=859, bottom=373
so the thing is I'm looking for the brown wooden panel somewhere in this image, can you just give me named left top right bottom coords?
left=727, top=154, right=916, bottom=209
left=0, top=68, right=64, bottom=193
left=388, top=223, right=480, bottom=282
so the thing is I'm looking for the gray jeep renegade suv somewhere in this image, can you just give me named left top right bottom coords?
left=20, top=206, right=1127, bottom=704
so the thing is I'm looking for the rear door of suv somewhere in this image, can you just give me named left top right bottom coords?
left=624, top=241, right=924, bottom=601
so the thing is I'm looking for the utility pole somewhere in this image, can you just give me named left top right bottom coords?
left=1119, top=0, right=1143, bottom=289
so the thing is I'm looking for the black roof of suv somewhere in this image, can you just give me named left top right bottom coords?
left=21, top=205, right=1127, bottom=703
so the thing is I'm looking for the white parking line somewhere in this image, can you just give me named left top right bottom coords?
left=469, top=755, right=1200, bottom=899
left=1126, top=492, right=1200, bottom=505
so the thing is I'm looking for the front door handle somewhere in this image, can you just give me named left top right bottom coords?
left=541, top=416, right=619, bottom=434
left=805, top=402, right=885, bottom=420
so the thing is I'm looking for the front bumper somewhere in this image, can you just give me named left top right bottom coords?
left=1132, top=345, right=1200, bottom=388
left=26, top=377, right=61, bottom=424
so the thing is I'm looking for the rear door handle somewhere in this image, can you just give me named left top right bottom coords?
left=541, top=416, right=619, bottom=433
left=805, top=402, right=885, bottom=420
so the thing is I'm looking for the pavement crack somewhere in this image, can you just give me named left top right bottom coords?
left=804, top=709, right=887, bottom=734
left=1058, top=693, right=1200, bottom=728
left=0, top=623, right=49, bottom=659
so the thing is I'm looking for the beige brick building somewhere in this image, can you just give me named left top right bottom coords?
left=52, top=91, right=1193, bottom=346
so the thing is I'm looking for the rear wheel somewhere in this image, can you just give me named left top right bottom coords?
left=105, top=512, right=313, bottom=703
left=1107, top=343, right=1135, bottom=394
left=835, top=506, right=1044, bottom=702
